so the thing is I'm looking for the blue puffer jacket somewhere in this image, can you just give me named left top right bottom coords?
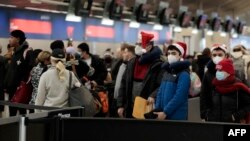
left=155, top=61, right=190, bottom=120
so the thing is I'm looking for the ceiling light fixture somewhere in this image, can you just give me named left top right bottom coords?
left=101, top=18, right=114, bottom=26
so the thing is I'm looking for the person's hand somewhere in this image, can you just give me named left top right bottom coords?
left=147, top=97, right=155, bottom=105
left=154, top=112, right=167, bottom=120
left=117, top=107, right=125, bottom=118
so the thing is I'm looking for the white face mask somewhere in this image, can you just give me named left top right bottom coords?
left=231, top=52, right=243, bottom=59
left=168, top=55, right=179, bottom=64
left=135, top=45, right=146, bottom=56
left=212, top=56, right=223, bottom=64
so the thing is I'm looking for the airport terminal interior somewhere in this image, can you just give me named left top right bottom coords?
left=0, top=0, right=250, bottom=141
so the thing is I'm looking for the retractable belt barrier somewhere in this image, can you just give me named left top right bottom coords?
left=0, top=100, right=59, bottom=110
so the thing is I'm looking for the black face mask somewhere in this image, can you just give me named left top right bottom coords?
left=104, top=57, right=112, bottom=64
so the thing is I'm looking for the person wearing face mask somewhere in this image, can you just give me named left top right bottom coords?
left=200, top=43, right=228, bottom=121
left=117, top=32, right=163, bottom=118
left=146, top=42, right=191, bottom=120
left=206, top=59, right=250, bottom=123
left=76, top=42, right=107, bottom=88
left=230, top=45, right=250, bottom=86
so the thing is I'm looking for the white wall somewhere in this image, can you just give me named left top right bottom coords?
left=0, top=38, right=121, bottom=56
left=205, top=32, right=230, bottom=51
left=173, top=28, right=203, bottom=55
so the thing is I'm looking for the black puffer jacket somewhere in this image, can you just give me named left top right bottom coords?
left=88, top=54, right=108, bottom=86
left=4, top=41, right=35, bottom=96
left=200, top=60, right=216, bottom=119
left=207, top=89, right=250, bottom=123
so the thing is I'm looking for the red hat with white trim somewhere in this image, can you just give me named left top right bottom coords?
left=141, top=32, right=154, bottom=49
left=172, top=42, right=187, bottom=58
left=210, top=44, right=228, bottom=53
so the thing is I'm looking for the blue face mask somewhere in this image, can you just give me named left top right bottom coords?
left=216, top=71, right=225, bottom=80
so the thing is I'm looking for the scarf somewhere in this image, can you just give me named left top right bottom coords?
left=161, top=60, right=190, bottom=74
left=212, top=75, right=250, bottom=94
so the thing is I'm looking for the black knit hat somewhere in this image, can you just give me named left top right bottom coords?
left=51, top=48, right=65, bottom=59
left=10, top=30, right=26, bottom=44
left=50, top=40, right=65, bottom=50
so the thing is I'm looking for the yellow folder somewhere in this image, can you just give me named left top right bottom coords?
left=132, top=96, right=153, bottom=119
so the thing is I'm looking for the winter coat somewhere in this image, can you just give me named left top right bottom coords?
left=29, top=63, right=48, bottom=104
left=114, top=62, right=127, bottom=99
left=207, top=89, right=250, bottom=123
left=197, top=55, right=211, bottom=80
left=200, top=60, right=216, bottom=119
left=87, top=54, right=108, bottom=86
left=117, top=46, right=163, bottom=117
left=155, top=61, right=190, bottom=120
left=111, top=59, right=123, bottom=81
left=231, top=54, right=250, bottom=86
left=4, top=41, right=35, bottom=96
left=35, top=68, right=79, bottom=112
left=75, top=58, right=90, bottom=82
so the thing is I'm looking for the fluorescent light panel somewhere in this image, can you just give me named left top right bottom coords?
left=192, top=29, right=198, bottom=34
left=220, top=32, right=227, bottom=37
left=129, top=21, right=140, bottom=28
left=0, top=4, right=17, bottom=8
left=232, top=33, right=238, bottom=38
left=207, top=30, right=213, bottom=36
left=101, top=19, right=114, bottom=26
left=65, top=14, right=82, bottom=22
left=174, top=26, right=182, bottom=32
left=153, top=24, right=163, bottom=30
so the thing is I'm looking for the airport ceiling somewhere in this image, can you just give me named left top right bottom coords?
left=1, top=0, right=250, bottom=25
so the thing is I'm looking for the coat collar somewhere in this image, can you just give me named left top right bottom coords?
left=162, top=60, right=190, bottom=73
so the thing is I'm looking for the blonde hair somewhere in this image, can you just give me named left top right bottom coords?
left=37, top=51, right=51, bottom=64
left=51, top=57, right=66, bottom=81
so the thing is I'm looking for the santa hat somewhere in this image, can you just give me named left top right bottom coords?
left=216, top=59, right=235, bottom=75
left=210, top=44, right=228, bottom=53
left=141, top=32, right=154, bottom=49
left=172, top=42, right=187, bottom=57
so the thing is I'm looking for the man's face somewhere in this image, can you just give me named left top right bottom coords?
left=123, top=48, right=131, bottom=61
left=167, top=49, right=181, bottom=64
left=211, top=50, right=226, bottom=59
left=115, top=48, right=124, bottom=59
left=167, top=50, right=181, bottom=59
left=211, top=49, right=226, bottom=64
left=77, top=49, right=86, bottom=59
left=9, top=36, right=19, bottom=47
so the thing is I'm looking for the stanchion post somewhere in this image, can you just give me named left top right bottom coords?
left=19, top=116, right=26, bottom=141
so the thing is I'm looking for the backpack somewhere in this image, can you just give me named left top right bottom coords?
left=189, top=72, right=201, bottom=97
